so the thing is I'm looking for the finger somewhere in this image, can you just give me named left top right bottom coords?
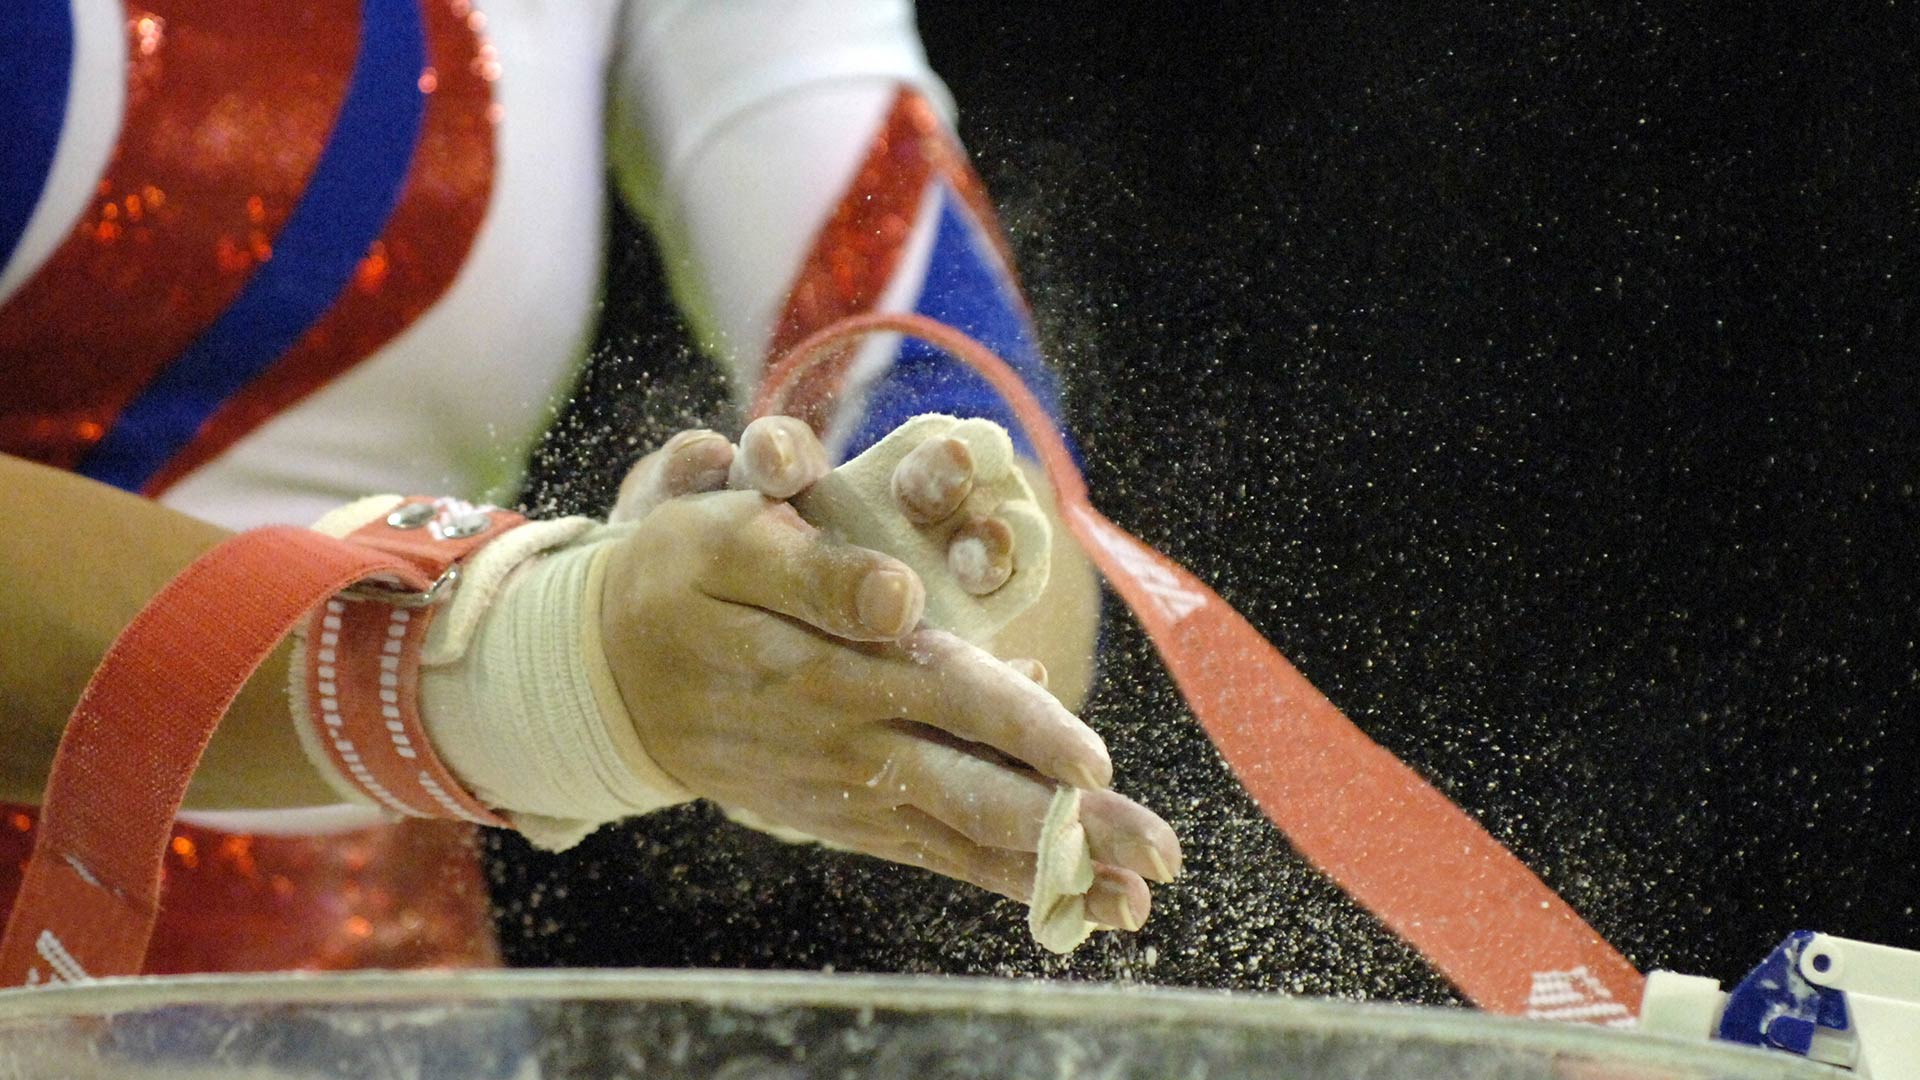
left=844, top=630, right=1112, bottom=789
left=1006, top=658, right=1048, bottom=688
left=610, top=429, right=734, bottom=523
left=948, top=515, right=1014, bottom=595
left=730, top=415, right=831, bottom=500
left=1080, top=788, right=1184, bottom=882
left=699, top=498, right=927, bottom=641
left=861, top=806, right=1033, bottom=903
left=1087, top=864, right=1153, bottom=932
left=891, top=435, right=974, bottom=524
left=854, top=808, right=1152, bottom=932
left=880, top=734, right=1180, bottom=883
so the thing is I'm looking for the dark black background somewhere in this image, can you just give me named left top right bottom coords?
left=497, top=3, right=1919, bottom=1003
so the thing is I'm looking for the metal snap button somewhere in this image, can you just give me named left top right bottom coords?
left=386, top=502, right=436, bottom=530
left=440, top=511, right=491, bottom=539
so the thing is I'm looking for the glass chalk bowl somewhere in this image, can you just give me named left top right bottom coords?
left=0, top=970, right=1840, bottom=1080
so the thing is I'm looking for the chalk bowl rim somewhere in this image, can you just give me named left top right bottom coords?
left=0, top=969, right=1841, bottom=1080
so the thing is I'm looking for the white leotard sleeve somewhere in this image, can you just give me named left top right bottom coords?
left=609, top=0, right=960, bottom=415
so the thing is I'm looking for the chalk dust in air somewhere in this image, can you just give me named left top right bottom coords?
left=489, top=149, right=1457, bottom=1005
left=490, top=10, right=1917, bottom=1005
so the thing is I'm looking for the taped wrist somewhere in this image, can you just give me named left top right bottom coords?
left=417, top=521, right=693, bottom=851
left=290, top=498, right=692, bottom=852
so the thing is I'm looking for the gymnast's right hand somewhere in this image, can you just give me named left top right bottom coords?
left=425, top=426, right=1179, bottom=931
left=597, top=482, right=1179, bottom=931
left=598, top=422, right=1177, bottom=925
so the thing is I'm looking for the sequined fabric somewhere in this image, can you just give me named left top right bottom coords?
left=0, top=811, right=498, bottom=973
left=0, top=0, right=495, bottom=495
left=0, top=0, right=502, bottom=975
left=143, top=0, right=498, bottom=493
left=0, top=1, right=357, bottom=472
left=768, top=90, right=1024, bottom=432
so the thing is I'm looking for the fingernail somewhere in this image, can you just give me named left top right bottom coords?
left=676, top=435, right=733, bottom=493
left=1143, top=845, right=1177, bottom=884
left=857, top=568, right=922, bottom=636
left=950, top=517, right=1014, bottom=595
left=1009, top=658, right=1048, bottom=686
left=1064, top=761, right=1105, bottom=791
left=894, top=437, right=973, bottom=523
left=1093, top=880, right=1147, bottom=932
left=938, top=437, right=972, bottom=485
left=766, top=426, right=793, bottom=475
left=692, top=462, right=732, bottom=492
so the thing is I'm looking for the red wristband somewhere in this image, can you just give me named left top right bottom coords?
left=2, top=497, right=524, bottom=986
left=296, top=498, right=521, bottom=828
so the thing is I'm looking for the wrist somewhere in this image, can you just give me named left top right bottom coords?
left=288, top=498, right=693, bottom=852
left=417, top=521, right=694, bottom=850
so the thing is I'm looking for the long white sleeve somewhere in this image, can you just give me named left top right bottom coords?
left=609, top=0, right=954, bottom=393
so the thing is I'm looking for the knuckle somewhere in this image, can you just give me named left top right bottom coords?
left=618, top=454, right=660, bottom=493
left=621, top=513, right=680, bottom=567
left=796, top=544, right=871, bottom=632
left=663, top=427, right=713, bottom=452
left=821, top=752, right=886, bottom=795
left=788, top=644, right=861, bottom=702
left=643, top=493, right=700, bottom=534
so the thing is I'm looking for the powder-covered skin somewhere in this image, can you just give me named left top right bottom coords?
left=945, top=528, right=1011, bottom=596
left=502, top=2, right=1918, bottom=998
left=793, top=415, right=1051, bottom=644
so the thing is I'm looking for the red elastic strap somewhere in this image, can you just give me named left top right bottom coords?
left=0, top=500, right=518, bottom=987
left=757, top=312, right=1645, bottom=1020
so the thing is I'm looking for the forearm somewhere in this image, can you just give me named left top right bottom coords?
left=0, top=454, right=336, bottom=809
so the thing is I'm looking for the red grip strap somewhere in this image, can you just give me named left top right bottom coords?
left=756, top=312, right=1645, bottom=1020
left=297, top=501, right=514, bottom=828
left=0, top=503, right=514, bottom=986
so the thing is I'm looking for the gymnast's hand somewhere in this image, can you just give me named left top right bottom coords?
left=601, top=423, right=1180, bottom=931
left=614, top=416, right=1017, bottom=596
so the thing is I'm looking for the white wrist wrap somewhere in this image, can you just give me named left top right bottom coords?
left=295, top=498, right=693, bottom=851
left=418, top=520, right=694, bottom=851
